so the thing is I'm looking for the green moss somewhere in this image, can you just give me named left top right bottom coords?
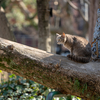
left=0, top=58, right=2, bottom=62
left=73, top=79, right=88, bottom=95
left=94, top=94, right=100, bottom=100
left=86, top=93, right=90, bottom=98
left=96, top=96, right=100, bottom=100
left=25, top=73, right=30, bottom=76
left=70, top=78, right=72, bottom=82
left=31, top=72, right=34, bottom=76
left=0, top=63, right=5, bottom=67
left=3, top=57, right=10, bottom=65
left=73, top=79, right=80, bottom=90
left=66, top=81, right=70, bottom=84
left=43, top=75, right=46, bottom=79
left=10, top=60, right=17, bottom=67
left=7, top=59, right=22, bottom=71
left=81, top=83, right=87, bottom=94
left=91, top=95, right=95, bottom=100
left=3, top=57, right=7, bottom=61
left=42, top=75, right=49, bottom=80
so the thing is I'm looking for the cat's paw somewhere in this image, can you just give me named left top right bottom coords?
left=67, top=54, right=72, bottom=58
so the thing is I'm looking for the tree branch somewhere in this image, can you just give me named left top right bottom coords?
left=68, top=0, right=88, bottom=22
left=84, top=0, right=90, bottom=5
left=52, top=9, right=69, bottom=18
left=0, top=37, right=100, bottom=99
left=15, top=0, right=30, bottom=18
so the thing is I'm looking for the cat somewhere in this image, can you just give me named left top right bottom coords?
left=56, top=32, right=91, bottom=63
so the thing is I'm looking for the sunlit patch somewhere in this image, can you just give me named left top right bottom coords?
left=54, top=0, right=58, bottom=5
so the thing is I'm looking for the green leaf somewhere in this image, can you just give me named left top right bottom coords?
left=20, top=79, right=26, bottom=84
left=0, top=70, right=2, bottom=73
left=9, top=74, right=16, bottom=78
left=2, top=90, right=8, bottom=96
left=2, top=84, right=8, bottom=88
left=7, top=98, right=12, bottom=100
left=9, top=84, right=15, bottom=89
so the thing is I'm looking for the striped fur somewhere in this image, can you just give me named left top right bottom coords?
left=56, top=33, right=91, bottom=63
left=67, top=54, right=90, bottom=63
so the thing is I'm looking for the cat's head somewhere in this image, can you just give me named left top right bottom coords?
left=56, top=32, right=66, bottom=44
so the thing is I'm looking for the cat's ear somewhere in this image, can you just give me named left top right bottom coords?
left=56, top=33, right=59, bottom=36
left=62, top=32, right=65, bottom=38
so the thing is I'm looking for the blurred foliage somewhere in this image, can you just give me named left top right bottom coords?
left=0, top=74, right=81, bottom=100
left=24, top=0, right=36, bottom=7
left=0, top=74, right=48, bottom=100
left=1, top=0, right=11, bottom=9
left=6, top=8, right=26, bottom=29
left=1, top=0, right=38, bottom=30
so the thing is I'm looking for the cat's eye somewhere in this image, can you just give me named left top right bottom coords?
left=59, top=39, right=61, bottom=41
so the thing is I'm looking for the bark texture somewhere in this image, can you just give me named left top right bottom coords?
left=37, top=0, right=51, bottom=52
left=88, top=0, right=99, bottom=43
left=0, top=5, right=15, bottom=82
left=0, top=7, right=15, bottom=41
left=0, top=38, right=100, bottom=99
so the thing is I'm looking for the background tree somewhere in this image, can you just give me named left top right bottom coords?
left=0, top=1, right=15, bottom=83
left=88, top=0, right=99, bottom=43
left=0, top=0, right=100, bottom=100
left=37, top=0, right=51, bottom=52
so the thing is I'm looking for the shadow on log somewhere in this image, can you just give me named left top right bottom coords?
left=0, top=37, right=100, bottom=100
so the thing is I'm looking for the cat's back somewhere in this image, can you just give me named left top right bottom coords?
left=73, top=35, right=91, bottom=56
left=74, top=35, right=89, bottom=45
left=66, top=34, right=89, bottom=45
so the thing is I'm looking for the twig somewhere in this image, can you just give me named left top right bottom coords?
left=15, top=0, right=30, bottom=18
left=84, top=0, right=90, bottom=5
left=96, top=42, right=99, bottom=57
left=67, top=0, right=88, bottom=22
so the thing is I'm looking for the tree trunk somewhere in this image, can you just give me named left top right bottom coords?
left=0, top=6, right=15, bottom=82
left=0, top=37, right=100, bottom=100
left=0, top=7, right=15, bottom=41
left=37, top=0, right=51, bottom=52
left=88, top=0, right=99, bottom=43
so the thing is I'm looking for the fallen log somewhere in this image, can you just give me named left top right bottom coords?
left=0, top=37, right=100, bottom=100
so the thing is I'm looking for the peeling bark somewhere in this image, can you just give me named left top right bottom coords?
left=0, top=38, right=100, bottom=99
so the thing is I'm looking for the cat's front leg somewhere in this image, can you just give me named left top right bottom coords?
left=67, top=49, right=73, bottom=59
left=67, top=54, right=73, bottom=60
left=70, top=47, right=73, bottom=55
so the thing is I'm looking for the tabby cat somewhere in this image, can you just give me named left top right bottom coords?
left=56, top=32, right=91, bottom=63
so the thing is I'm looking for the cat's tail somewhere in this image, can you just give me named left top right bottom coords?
left=67, top=54, right=90, bottom=63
